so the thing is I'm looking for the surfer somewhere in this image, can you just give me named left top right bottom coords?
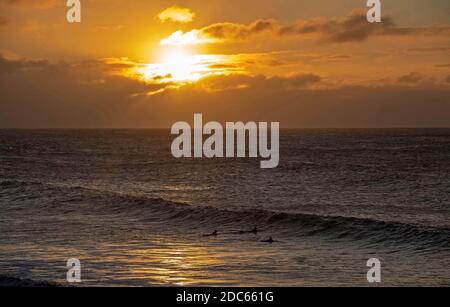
left=250, top=226, right=258, bottom=234
left=203, top=230, right=218, bottom=237
left=261, top=237, right=275, bottom=243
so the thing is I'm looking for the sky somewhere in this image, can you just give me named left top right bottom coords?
left=0, top=0, right=449, bottom=128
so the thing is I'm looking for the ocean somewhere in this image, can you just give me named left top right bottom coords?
left=0, top=129, right=449, bottom=286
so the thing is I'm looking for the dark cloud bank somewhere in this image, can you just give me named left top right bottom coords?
left=199, top=9, right=450, bottom=43
left=1, top=55, right=449, bottom=128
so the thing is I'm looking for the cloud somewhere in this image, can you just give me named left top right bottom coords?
left=278, top=10, right=381, bottom=42
left=184, top=73, right=321, bottom=93
left=161, top=19, right=277, bottom=46
left=201, top=19, right=277, bottom=40
left=0, top=55, right=50, bottom=73
left=161, top=30, right=217, bottom=46
left=157, top=6, right=195, bottom=23
left=0, top=55, right=167, bottom=128
left=161, top=19, right=278, bottom=45
left=398, top=72, right=423, bottom=84
left=278, top=9, right=450, bottom=43
left=1, top=55, right=449, bottom=128
left=161, top=9, right=450, bottom=45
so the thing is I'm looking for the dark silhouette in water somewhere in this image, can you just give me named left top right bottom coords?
left=203, top=230, right=218, bottom=237
left=262, top=237, right=275, bottom=243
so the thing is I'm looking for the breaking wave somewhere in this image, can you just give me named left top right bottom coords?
left=1, top=179, right=449, bottom=251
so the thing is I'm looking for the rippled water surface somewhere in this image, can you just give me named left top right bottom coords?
left=0, top=129, right=449, bottom=286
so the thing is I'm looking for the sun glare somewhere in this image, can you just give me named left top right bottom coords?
left=136, top=48, right=232, bottom=85
left=161, top=50, right=202, bottom=82
left=160, top=30, right=218, bottom=46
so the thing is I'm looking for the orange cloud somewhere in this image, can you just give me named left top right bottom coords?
left=161, top=9, right=450, bottom=45
left=192, top=73, right=322, bottom=92
left=200, top=19, right=277, bottom=40
left=398, top=72, right=423, bottom=84
left=157, top=6, right=195, bottom=23
left=160, top=30, right=218, bottom=46
left=1, top=54, right=450, bottom=128
left=161, top=19, right=276, bottom=46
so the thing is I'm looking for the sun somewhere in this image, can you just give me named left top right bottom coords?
left=136, top=48, right=228, bottom=85
left=160, top=49, right=202, bottom=82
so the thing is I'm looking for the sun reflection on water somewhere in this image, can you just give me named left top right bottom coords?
left=124, top=240, right=227, bottom=286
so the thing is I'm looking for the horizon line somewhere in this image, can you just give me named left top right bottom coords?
left=1, top=127, right=450, bottom=130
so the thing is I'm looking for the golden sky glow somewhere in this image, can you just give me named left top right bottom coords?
left=0, top=1, right=449, bottom=128
left=139, top=52, right=225, bottom=82
left=160, top=30, right=219, bottom=46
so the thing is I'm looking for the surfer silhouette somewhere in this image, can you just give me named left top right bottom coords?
left=250, top=226, right=258, bottom=234
left=262, top=237, right=275, bottom=243
left=204, top=230, right=218, bottom=237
